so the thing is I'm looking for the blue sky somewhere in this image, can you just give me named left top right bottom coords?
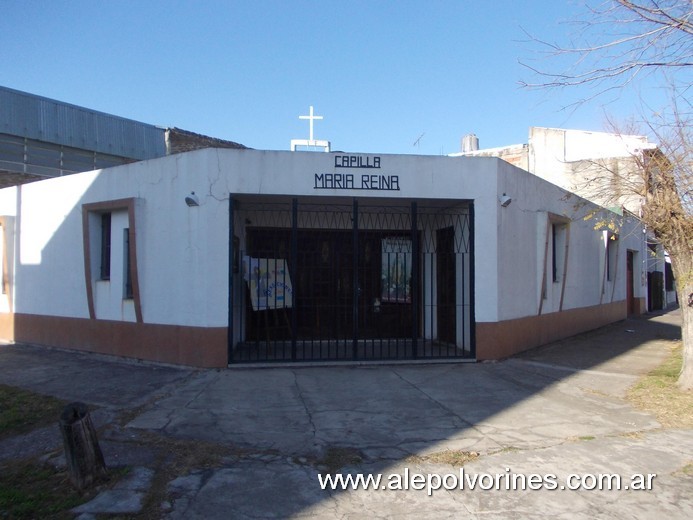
left=1, top=0, right=666, bottom=155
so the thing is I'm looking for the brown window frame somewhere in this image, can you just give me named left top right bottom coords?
left=82, top=199, right=142, bottom=322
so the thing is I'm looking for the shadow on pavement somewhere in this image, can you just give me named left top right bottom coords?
left=0, top=308, right=687, bottom=518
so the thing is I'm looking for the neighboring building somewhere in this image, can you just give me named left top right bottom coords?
left=0, top=86, right=246, bottom=188
left=453, top=127, right=674, bottom=312
left=0, top=147, right=648, bottom=367
left=645, top=240, right=678, bottom=310
left=453, top=127, right=656, bottom=214
left=164, top=127, right=247, bottom=155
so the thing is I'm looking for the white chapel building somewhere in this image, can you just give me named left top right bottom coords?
left=0, top=144, right=648, bottom=367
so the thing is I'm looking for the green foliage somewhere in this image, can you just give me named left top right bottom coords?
left=0, top=462, right=85, bottom=519
left=0, top=384, right=66, bottom=438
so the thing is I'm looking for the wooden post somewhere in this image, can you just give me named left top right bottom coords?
left=59, top=402, right=107, bottom=490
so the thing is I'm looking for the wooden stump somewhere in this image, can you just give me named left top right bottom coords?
left=59, top=402, right=107, bottom=490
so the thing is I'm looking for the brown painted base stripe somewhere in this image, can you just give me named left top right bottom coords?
left=0, top=313, right=227, bottom=368
left=476, top=301, right=628, bottom=360
left=1, top=300, right=634, bottom=366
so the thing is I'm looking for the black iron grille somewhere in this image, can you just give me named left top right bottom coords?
left=230, top=199, right=474, bottom=363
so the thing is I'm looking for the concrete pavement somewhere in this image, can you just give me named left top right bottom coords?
left=0, top=309, right=690, bottom=518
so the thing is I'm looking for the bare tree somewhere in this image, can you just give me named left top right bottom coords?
left=521, top=0, right=693, bottom=389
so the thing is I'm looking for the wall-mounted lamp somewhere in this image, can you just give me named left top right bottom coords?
left=499, top=193, right=512, bottom=207
left=185, top=192, right=200, bottom=207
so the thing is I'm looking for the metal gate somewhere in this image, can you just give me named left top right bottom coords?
left=228, top=197, right=474, bottom=363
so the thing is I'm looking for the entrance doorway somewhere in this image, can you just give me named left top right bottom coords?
left=627, top=250, right=635, bottom=315
left=243, top=228, right=413, bottom=343
left=230, top=198, right=474, bottom=363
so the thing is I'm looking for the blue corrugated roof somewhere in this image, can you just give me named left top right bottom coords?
left=0, top=86, right=166, bottom=160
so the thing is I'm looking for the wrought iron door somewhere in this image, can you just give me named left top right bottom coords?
left=230, top=198, right=474, bottom=363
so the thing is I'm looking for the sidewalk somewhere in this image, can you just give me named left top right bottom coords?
left=0, top=309, right=690, bottom=519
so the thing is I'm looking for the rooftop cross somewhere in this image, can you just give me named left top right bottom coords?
left=299, top=105, right=323, bottom=142
left=290, top=105, right=330, bottom=152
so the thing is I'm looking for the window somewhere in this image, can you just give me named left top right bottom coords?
left=124, top=228, right=133, bottom=299
left=606, top=240, right=611, bottom=281
left=100, top=213, right=112, bottom=280
left=552, top=223, right=567, bottom=283
left=82, top=198, right=141, bottom=323
left=606, top=234, right=618, bottom=281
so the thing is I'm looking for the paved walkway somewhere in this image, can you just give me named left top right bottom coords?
left=0, top=309, right=690, bottom=519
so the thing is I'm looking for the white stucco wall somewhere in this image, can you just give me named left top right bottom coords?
left=0, top=220, right=7, bottom=313
left=0, top=186, right=17, bottom=215
left=14, top=174, right=96, bottom=318
left=0, top=186, right=17, bottom=314
left=494, top=160, right=646, bottom=322
left=0, top=150, right=502, bottom=327
left=0, top=147, right=648, bottom=332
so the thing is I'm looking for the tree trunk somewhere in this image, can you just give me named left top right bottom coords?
left=678, top=281, right=693, bottom=390
left=671, top=248, right=693, bottom=390
left=59, top=402, right=107, bottom=490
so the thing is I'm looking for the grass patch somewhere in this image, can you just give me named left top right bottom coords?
left=0, top=460, right=90, bottom=519
left=317, top=447, right=364, bottom=473
left=407, top=450, right=480, bottom=467
left=627, top=342, right=693, bottom=429
left=0, top=384, right=67, bottom=439
left=0, top=386, right=114, bottom=518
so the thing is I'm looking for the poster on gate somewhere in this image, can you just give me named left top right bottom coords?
left=242, top=257, right=294, bottom=311
left=381, top=237, right=412, bottom=303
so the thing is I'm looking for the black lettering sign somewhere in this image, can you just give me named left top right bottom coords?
left=314, top=173, right=356, bottom=189
left=334, top=155, right=381, bottom=169
left=315, top=173, right=399, bottom=191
